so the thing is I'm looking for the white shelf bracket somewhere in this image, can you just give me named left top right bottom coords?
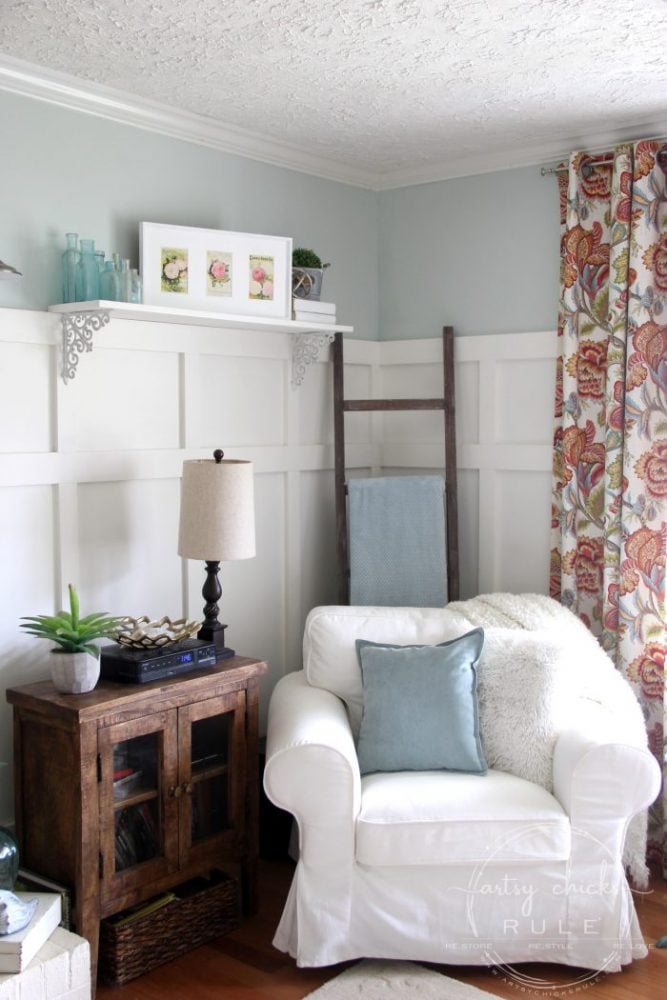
left=291, top=331, right=336, bottom=388
left=60, top=310, right=110, bottom=383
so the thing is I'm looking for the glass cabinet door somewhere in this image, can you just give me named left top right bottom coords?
left=179, top=690, right=246, bottom=867
left=113, top=731, right=161, bottom=871
left=98, top=711, right=179, bottom=896
left=190, top=713, right=231, bottom=842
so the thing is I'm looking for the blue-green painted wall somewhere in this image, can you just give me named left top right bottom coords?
left=377, top=167, right=561, bottom=338
left=0, top=91, right=378, bottom=339
left=0, top=90, right=562, bottom=341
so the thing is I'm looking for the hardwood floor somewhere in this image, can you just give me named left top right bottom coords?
left=97, top=861, right=667, bottom=1000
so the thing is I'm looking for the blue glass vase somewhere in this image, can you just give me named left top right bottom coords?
left=75, top=238, right=100, bottom=302
left=61, top=232, right=79, bottom=304
left=0, top=826, right=19, bottom=890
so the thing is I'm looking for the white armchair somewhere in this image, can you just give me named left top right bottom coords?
left=264, top=605, right=660, bottom=972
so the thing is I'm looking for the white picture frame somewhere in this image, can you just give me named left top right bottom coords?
left=140, top=222, right=293, bottom=319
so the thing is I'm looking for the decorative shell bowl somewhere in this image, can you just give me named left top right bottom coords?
left=115, top=616, right=201, bottom=650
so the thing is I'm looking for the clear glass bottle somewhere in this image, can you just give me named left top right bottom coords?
left=76, top=238, right=100, bottom=302
left=61, top=232, right=79, bottom=303
left=100, top=260, right=120, bottom=302
left=95, top=250, right=105, bottom=277
left=130, top=268, right=142, bottom=304
left=120, top=258, right=132, bottom=303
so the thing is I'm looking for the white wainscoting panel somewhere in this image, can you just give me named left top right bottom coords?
left=0, top=483, right=57, bottom=685
left=298, top=357, right=333, bottom=447
left=0, top=341, right=54, bottom=453
left=69, top=348, right=181, bottom=452
left=190, top=354, right=287, bottom=449
left=458, top=468, right=480, bottom=599
left=0, top=309, right=557, bottom=824
left=77, top=478, right=182, bottom=619
left=493, top=470, right=553, bottom=593
left=495, top=357, right=557, bottom=445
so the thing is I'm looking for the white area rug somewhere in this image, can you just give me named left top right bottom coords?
left=304, top=960, right=498, bottom=999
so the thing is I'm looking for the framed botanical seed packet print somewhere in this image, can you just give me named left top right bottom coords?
left=140, top=222, right=292, bottom=319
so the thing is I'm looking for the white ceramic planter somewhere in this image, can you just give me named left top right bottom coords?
left=50, top=650, right=100, bottom=694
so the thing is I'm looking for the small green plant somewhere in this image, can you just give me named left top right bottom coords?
left=292, top=247, right=330, bottom=270
left=20, top=584, right=124, bottom=657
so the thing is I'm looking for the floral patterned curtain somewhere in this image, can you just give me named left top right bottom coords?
left=551, top=140, right=666, bottom=875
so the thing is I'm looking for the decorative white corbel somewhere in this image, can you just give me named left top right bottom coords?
left=60, top=310, right=110, bottom=383
left=291, top=331, right=336, bottom=388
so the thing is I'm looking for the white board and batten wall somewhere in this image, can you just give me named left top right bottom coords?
left=0, top=307, right=557, bottom=823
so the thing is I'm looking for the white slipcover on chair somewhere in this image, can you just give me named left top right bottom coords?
left=263, top=604, right=661, bottom=972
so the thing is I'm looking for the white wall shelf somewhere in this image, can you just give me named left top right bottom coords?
left=48, top=301, right=353, bottom=386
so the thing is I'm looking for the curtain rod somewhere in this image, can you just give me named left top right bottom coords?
left=540, top=135, right=667, bottom=175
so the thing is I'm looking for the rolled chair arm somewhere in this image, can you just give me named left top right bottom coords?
left=553, top=710, right=660, bottom=890
left=553, top=714, right=660, bottom=824
left=264, top=670, right=361, bottom=867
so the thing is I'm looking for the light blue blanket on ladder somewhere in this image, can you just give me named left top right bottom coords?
left=348, top=475, right=448, bottom=606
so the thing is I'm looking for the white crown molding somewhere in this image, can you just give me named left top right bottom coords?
left=0, top=53, right=377, bottom=190
left=374, top=115, right=667, bottom=189
left=1, top=53, right=666, bottom=193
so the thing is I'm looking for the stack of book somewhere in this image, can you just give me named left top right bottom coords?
left=293, top=299, right=336, bottom=325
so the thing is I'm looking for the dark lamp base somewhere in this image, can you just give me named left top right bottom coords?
left=197, top=621, right=235, bottom=661
left=214, top=645, right=236, bottom=661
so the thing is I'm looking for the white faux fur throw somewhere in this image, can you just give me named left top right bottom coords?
left=444, top=593, right=651, bottom=888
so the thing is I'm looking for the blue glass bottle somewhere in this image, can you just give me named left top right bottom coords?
left=61, top=232, right=79, bottom=303
left=76, top=239, right=100, bottom=302
left=100, top=261, right=120, bottom=301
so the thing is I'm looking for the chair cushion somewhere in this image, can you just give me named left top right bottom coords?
left=356, top=769, right=571, bottom=866
left=355, top=630, right=486, bottom=775
left=304, top=606, right=473, bottom=734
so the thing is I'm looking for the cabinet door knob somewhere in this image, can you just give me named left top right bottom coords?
left=183, top=782, right=193, bottom=795
left=168, top=785, right=182, bottom=798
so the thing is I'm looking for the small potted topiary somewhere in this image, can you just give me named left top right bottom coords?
left=20, top=584, right=124, bottom=694
left=292, top=247, right=330, bottom=301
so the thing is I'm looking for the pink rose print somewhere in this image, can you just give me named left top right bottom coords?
left=249, top=257, right=274, bottom=300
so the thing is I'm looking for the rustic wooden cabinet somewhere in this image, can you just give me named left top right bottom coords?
left=7, top=655, right=266, bottom=983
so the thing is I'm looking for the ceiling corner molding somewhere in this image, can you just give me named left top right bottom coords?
left=0, top=52, right=376, bottom=190
left=374, top=116, right=667, bottom=190
left=2, top=53, right=665, bottom=194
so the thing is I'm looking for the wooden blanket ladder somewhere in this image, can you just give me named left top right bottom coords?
left=332, top=326, right=459, bottom=604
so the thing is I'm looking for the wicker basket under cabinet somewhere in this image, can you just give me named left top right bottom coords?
left=99, top=870, right=240, bottom=986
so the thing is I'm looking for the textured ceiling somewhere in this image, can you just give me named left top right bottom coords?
left=1, top=0, right=666, bottom=185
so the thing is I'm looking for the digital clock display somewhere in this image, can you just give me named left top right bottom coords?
left=176, top=651, right=194, bottom=664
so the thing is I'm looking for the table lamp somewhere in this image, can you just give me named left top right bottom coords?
left=178, top=449, right=256, bottom=659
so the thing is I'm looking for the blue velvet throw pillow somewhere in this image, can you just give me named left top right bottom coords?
left=355, top=629, right=487, bottom=776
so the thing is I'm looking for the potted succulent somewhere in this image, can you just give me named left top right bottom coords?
left=20, top=584, right=124, bottom=694
left=292, top=247, right=330, bottom=301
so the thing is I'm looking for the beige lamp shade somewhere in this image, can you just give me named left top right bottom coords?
left=178, top=458, right=256, bottom=561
